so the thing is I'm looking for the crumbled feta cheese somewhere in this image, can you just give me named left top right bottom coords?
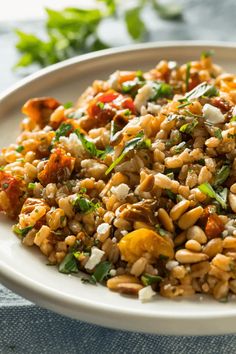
left=84, top=247, right=105, bottom=270
left=111, top=237, right=117, bottom=243
left=138, top=286, right=156, bottom=302
left=109, top=269, right=117, bottom=276
left=134, top=83, right=154, bottom=112
left=147, top=102, right=161, bottom=115
left=120, top=230, right=128, bottom=236
left=111, top=183, right=130, bottom=201
left=97, top=223, right=110, bottom=235
left=166, top=260, right=179, bottom=271
left=202, top=104, right=225, bottom=124
left=60, top=133, right=84, bottom=157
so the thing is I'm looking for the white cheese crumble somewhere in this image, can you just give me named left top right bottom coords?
left=108, top=71, right=119, bottom=90
left=138, top=286, right=156, bottom=302
left=202, top=104, right=225, bottom=124
left=134, top=83, right=154, bottom=112
left=166, top=260, right=179, bottom=271
left=232, top=106, right=236, bottom=117
left=84, top=247, right=105, bottom=270
left=111, top=183, right=130, bottom=201
left=97, top=223, right=110, bottom=235
left=109, top=269, right=117, bottom=276
left=60, top=133, right=84, bottom=157
left=147, top=102, right=161, bottom=115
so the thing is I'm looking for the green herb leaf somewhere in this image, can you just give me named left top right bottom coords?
left=214, top=128, right=223, bottom=140
left=91, top=261, right=112, bottom=283
left=230, top=116, right=236, bottom=122
left=13, top=225, right=33, bottom=237
left=59, top=253, right=78, bottom=274
left=75, top=129, right=108, bottom=159
left=180, top=82, right=218, bottom=103
left=54, top=123, right=73, bottom=142
left=125, top=7, right=146, bottom=40
left=16, top=145, right=24, bottom=153
left=214, top=165, right=230, bottom=187
left=185, top=62, right=191, bottom=91
left=141, top=273, right=163, bottom=286
left=198, top=182, right=227, bottom=209
left=72, top=194, right=99, bottom=214
left=28, top=182, right=36, bottom=189
left=63, top=101, right=73, bottom=109
left=106, top=131, right=150, bottom=174
left=180, top=119, right=198, bottom=134
left=165, top=189, right=176, bottom=201
left=151, top=82, right=173, bottom=101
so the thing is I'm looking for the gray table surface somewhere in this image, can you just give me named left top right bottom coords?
left=1, top=1, right=236, bottom=353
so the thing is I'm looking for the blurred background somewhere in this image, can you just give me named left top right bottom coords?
left=1, top=0, right=236, bottom=91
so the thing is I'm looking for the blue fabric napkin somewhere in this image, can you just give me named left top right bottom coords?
left=1, top=283, right=236, bottom=354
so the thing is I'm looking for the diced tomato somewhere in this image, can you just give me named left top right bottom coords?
left=0, top=171, right=24, bottom=218
left=121, top=97, right=136, bottom=113
left=38, top=149, right=75, bottom=186
left=205, top=213, right=225, bottom=239
left=97, top=92, right=119, bottom=103
left=188, top=72, right=201, bottom=91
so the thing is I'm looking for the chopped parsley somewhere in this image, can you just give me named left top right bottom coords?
left=141, top=273, right=163, bottom=286
left=59, top=253, right=78, bottom=274
left=179, top=119, right=198, bottom=134
left=198, top=182, right=227, bottom=209
left=179, top=82, right=218, bottom=104
left=72, top=192, right=99, bottom=214
left=230, top=116, right=236, bottom=122
left=2, top=183, right=9, bottom=189
left=214, top=128, right=223, bottom=140
left=151, top=82, right=173, bottom=101
left=16, top=145, right=24, bottom=153
left=28, top=182, right=36, bottom=189
left=63, top=101, right=73, bottom=109
left=214, top=165, right=230, bottom=188
left=54, top=123, right=73, bottom=142
left=75, top=129, right=110, bottom=159
left=82, top=260, right=112, bottom=284
left=105, top=131, right=151, bottom=175
left=97, top=101, right=105, bottom=109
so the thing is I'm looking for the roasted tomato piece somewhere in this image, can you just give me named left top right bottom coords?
left=211, top=97, right=232, bottom=114
left=22, top=97, right=60, bottom=128
left=38, top=149, right=75, bottom=186
left=205, top=213, right=225, bottom=239
left=0, top=171, right=24, bottom=218
left=83, top=90, right=136, bottom=131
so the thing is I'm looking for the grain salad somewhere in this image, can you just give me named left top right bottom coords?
left=1, top=53, right=236, bottom=302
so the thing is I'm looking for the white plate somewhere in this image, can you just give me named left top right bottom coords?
left=1, top=41, right=236, bottom=336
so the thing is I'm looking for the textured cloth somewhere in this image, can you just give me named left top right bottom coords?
left=1, top=1, right=236, bottom=353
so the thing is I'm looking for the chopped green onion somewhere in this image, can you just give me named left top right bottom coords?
left=151, top=82, right=173, bottom=101
left=72, top=194, right=99, bottom=214
left=185, top=62, right=191, bottom=91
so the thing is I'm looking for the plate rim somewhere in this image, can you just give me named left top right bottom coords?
left=1, top=40, right=236, bottom=335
